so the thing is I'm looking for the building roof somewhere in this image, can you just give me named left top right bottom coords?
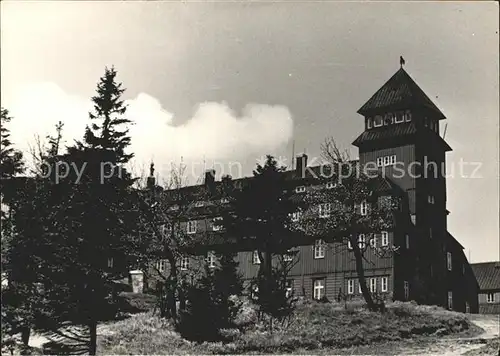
left=471, top=261, right=500, bottom=291
left=357, top=68, right=445, bottom=119
left=352, top=122, right=417, bottom=147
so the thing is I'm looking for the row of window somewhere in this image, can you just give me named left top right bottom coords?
left=366, top=110, right=412, bottom=129
left=376, top=155, right=397, bottom=167
left=295, top=181, right=337, bottom=194
left=346, top=232, right=391, bottom=250
left=347, top=276, right=389, bottom=294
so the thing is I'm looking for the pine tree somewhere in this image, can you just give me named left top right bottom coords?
left=222, top=155, right=303, bottom=331
left=178, top=252, right=243, bottom=342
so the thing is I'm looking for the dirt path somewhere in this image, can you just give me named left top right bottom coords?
left=397, top=314, right=499, bottom=356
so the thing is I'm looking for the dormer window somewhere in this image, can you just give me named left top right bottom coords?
left=395, top=111, right=404, bottom=123
left=367, top=117, right=373, bottom=129
left=374, top=115, right=383, bottom=127
left=295, top=186, right=306, bottom=193
left=326, top=181, right=337, bottom=189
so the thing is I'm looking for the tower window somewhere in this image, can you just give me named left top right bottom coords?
left=395, top=111, right=404, bottom=123
left=447, top=291, right=453, bottom=309
left=374, top=115, right=383, bottom=127
left=447, top=252, right=452, bottom=271
left=384, top=113, right=394, bottom=125
left=405, top=234, right=410, bottom=249
left=404, top=281, right=410, bottom=300
left=428, top=195, right=435, bottom=204
left=404, top=110, right=412, bottom=122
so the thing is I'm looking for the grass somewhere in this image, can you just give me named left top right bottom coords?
left=97, top=299, right=478, bottom=355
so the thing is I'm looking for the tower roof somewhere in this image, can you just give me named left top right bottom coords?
left=357, top=68, right=445, bottom=119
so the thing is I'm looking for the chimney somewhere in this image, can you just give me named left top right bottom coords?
left=204, top=169, right=216, bottom=187
left=295, top=154, right=308, bottom=177
left=147, top=162, right=156, bottom=190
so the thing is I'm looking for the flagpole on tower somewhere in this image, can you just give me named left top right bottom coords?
left=400, top=56, right=406, bottom=68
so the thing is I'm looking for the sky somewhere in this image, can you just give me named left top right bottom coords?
left=1, top=1, right=498, bottom=263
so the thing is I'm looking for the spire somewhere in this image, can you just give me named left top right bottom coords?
left=147, top=161, right=156, bottom=190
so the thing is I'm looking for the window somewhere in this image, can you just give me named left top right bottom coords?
left=326, top=181, right=336, bottom=189
left=295, top=186, right=306, bottom=193
left=374, top=115, right=383, bottom=127
left=252, top=251, right=261, bottom=265
left=429, top=228, right=433, bottom=239
left=314, top=239, right=326, bottom=259
left=285, top=280, right=293, bottom=298
left=370, top=236, right=377, bottom=248
left=221, top=198, right=229, bottom=204
left=360, top=200, right=368, bottom=216
left=313, top=279, right=325, bottom=300
left=410, top=214, right=416, bottom=225
left=462, top=264, right=466, bottom=275
left=367, top=118, right=372, bottom=129
left=447, top=291, right=453, bottom=309
left=381, top=231, right=389, bottom=246
left=370, top=278, right=376, bottom=293
left=347, top=279, right=354, bottom=295
left=430, top=265, right=433, bottom=277
left=378, top=155, right=397, bottom=167
left=206, top=251, right=216, bottom=268
left=251, top=284, right=259, bottom=300
left=107, top=257, right=114, bottom=268
left=405, top=234, right=410, bottom=249
left=465, top=302, right=470, bottom=313
left=319, top=203, right=331, bottom=218
left=404, top=281, right=409, bottom=300
left=428, top=195, right=435, bottom=204
left=195, top=201, right=204, bottom=207
left=187, top=220, right=197, bottom=234
left=486, top=293, right=495, bottom=303
left=447, top=252, right=452, bottom=271
left=291, top=211, right=301, bottom=222
left=381, top=277, right=388, bottom=292
left=358, top=281, right=363, bottom=294
left=212, top=217, right=223, bottom=231
left=180, top=256, right=189, bottom=270
left=170, top=204, right=179, bottom=211
left=395, top=111, right=404, bottom=123
left=347, top=240, right=353, bottom=250
left=283, top=249, right=293, bottom=262
left=161, top=223, right=172, bottom=237
left=404, top=110, right=412, bottom=122
left=358, top=234, right=366, bottom=249
left=385, top=113, right=394, bottom=125
left=156, top=259, right=167, bottom=272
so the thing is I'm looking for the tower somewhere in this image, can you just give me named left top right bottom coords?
left=353, top=66, right=452, bottom=304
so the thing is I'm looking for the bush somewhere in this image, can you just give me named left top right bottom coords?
left=116, top=292, right=157, bottom=314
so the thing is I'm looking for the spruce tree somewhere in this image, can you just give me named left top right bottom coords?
left=36, top=67, right=142, bottom=355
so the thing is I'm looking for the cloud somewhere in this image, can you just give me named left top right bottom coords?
left=5, top=82, right=294, bottom=181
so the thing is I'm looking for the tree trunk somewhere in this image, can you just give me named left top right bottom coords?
left=20, top=327, right=30, bottom=355
left=88, top=320, right=97, bottom=355
left=351, top=239, right=377, bottom=311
